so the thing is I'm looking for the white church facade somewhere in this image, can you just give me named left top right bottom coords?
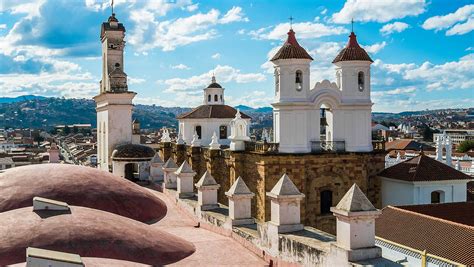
left=272, top=29, right=373, bottom=153
left=177, top=76, right=251, bottom=147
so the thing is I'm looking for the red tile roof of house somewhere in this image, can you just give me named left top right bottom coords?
left=177, top=105, right=251, bottom=119
left=333, top=32, right=373, bottom=63
left=378, top=154, right=472, bottom=182
left=270, top=29, right=313, bottom=61
left=385, top=139, right=434, bottom=151
left=376, top=205, right=474, bottom=265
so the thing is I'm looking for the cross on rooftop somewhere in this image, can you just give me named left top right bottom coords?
left=289, top=16, right=294, bottom=29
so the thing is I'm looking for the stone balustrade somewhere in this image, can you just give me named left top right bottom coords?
left=160, top=163, right=389, bottom=266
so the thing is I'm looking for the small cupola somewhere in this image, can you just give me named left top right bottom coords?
left=270, top=29, right=313, bottom=61
left=203, top=75, right=225, bottom=105
left=332, top=31, right=373, bottom=63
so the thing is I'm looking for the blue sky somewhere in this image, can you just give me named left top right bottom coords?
left=0, top=0, right=473, bottom=112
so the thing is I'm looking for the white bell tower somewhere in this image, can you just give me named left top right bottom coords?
left=331, top=31, right=374, bottom=152
left=94, top=12, right=136, bottom=171
left=271, top=28, right=314, bottom=153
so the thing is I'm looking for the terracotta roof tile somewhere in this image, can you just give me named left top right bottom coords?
left=270, top=29, right=313, bottom=61
left=177, top=105, right=251, bottom=119
left=333, top=32, right=373, bottom=63
left=376, top=205, right=474, bottom=265
left=385, top=139, right=434, bottom=151
left=378, top=154, right=472, bottom=182
left=399, top=202, right=474, bottom=226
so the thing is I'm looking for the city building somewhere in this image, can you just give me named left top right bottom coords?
left=379, top=154, right=472, bottom=207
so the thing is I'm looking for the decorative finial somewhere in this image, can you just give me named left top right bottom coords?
left=351, top=18, right=354, bottom=32
left=111, top=0, right=114, bottom=15
left=211, top=73, right=216, bottom=83
left=289, top=16, right=294, bottom=30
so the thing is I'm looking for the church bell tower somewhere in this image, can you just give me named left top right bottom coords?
left=94, top=12, right=136, bottom=171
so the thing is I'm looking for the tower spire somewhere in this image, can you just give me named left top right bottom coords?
left=111, top=0, right=114, bottom=15
left=289, top=16, right=294, bottom=30
left=351, top=18, right=354, bottom=32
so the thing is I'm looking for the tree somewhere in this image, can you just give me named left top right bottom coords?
left=421, top=124, right=438, bottom=142
left=457, top=140, right=474, bottom=153
left=63, top=125, right=71, bottom=135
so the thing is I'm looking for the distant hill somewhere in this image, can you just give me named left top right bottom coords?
left=0, top=95, right=47, bottom=104
left=0, top=96, right=267, bottom=130
left=1, top=95, right=470, bottom=130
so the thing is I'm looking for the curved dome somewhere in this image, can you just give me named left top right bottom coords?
left=0, top=206, right=195, bottom=265
left=0, top=164, right=166, bottom=222
left=112, top=143, right=155, bottom=160
left=207, top=82, right=222, bottom=88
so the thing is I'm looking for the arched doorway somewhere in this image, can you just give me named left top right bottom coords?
left=125, top=163, right=139, bottom=181
left=431, top=190, right=445, bottom=204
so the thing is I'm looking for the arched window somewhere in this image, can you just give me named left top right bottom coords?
left=358, top=71, right=365, bottom=92
left=195, top=126, right=202, bottom=139
left=320, top=190, right=332, bottom=214
left=219, top=125, right=227, bottom=139
left=274, top=69, right=280, bottom=93
left=220, top=95, right=223, bottom=101
left=431, top=191, right=444, bottom=204
left=208, top=94, right=211, bottom=102
left=295, top=70, right=303, bottom=91
left=214, top=94, right=218, bottom=102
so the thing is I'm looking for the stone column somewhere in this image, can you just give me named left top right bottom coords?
left=162, top=158, right=178, bottom=189
left=161, top=142, right=172, bottom=162
left=330, top=183, right=382, bottom=262
left=150, top=152, right=164, bottom=183
left=266, top=173, right=305, bottom=233
left=175, top=161, right=196, bottom=198
left=226, top=176, right=255, bottom=225
left=195, top=171, right=220, bottom=211
left=175, top=144, right=187, bottom=165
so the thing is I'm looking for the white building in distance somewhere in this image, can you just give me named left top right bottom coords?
left=177, top=76, right=251, bottom=147
left=379, top=154, right=473, bottom=207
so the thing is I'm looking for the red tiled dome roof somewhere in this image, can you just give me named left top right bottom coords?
left=333, top=32, right=373, bottom=63
left=0, top=206, right=195, bottom=265
left=177, top=105, right=251, bottom=119
left=0, top=164, right=166, bottom=222
left=271, top=29, right=313, bottom=61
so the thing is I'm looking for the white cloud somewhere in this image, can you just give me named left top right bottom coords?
left=403, top=54, right=474, bottom=91
left=128, top=77, right=146, bottom=84
left=171, top=63, right=190, bottom=70
left=446, top=17, right=474, bottom=36
left=372, top=86, right=416, bottom=97
left=0, top=0, right=46, bottom=18
left=261, top=46, right=281, bottom=73
left=380, top=22, right=410, bottom=35
left=219, top=6, right=248, bottom=24
left=466, top=47, right=474, bottom=51
left=161, top=65, right=266, bottom=94
left=248, top=22, right=348, bottom=40
left=185, top=3, right=199, bottom=12
left=332, top=0, right=426, bottom=23
left=128, top=6, right=248, bottom=52
left=422, top=4, right=474, bottom=35
left=363, top=41, right=386, bottom=54
left=226, top=91, right=273, bottom=108
left=0, top=24, right=6, bottom=30
left=321, top=8, right=327, bottom=15
left=211, top=53, right=221, bottom=59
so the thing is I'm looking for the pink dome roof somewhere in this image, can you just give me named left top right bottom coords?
left=0, top=206, right=195, bottom=265
left=0, top=164, right=166, bottom=222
